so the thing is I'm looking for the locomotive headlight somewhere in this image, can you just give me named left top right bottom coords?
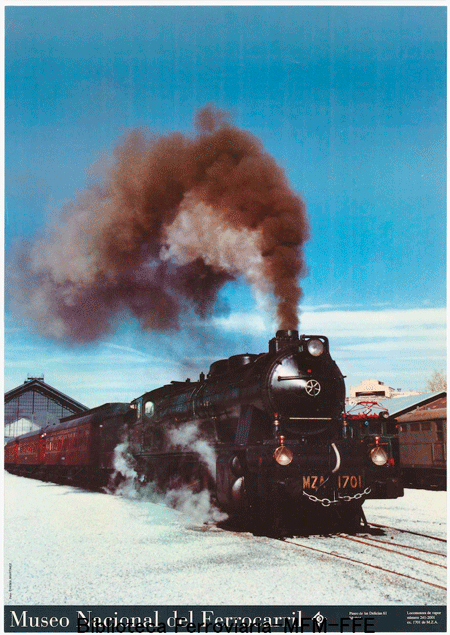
left=370, top=446, right=389, bottom=466
left=307, top=339, right=324, bottom=357
left=273, top=445, right=294, bottom=466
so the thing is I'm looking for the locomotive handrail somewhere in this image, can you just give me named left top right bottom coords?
left=289, top=417, right=333, bottom=420
left=331, top=442, right=341, bottom=473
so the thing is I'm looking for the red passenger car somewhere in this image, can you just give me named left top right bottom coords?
left=5, top=429, right=46, bottom=477
left=4, top=438, right=19, bottom=467
left=5, top=403, right=132, bottom=488
left=44, top=418, right=97, bottom=484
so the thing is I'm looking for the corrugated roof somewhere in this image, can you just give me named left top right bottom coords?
left=377, top=391, right=446, bottom=418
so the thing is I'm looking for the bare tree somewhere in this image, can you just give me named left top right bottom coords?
left=426, top=370, right=447, bottom=392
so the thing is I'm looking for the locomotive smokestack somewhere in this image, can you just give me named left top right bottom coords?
left=269, top=329, right=299, bottom=354
left=276, top=329, right=299, bottom=340
left=7, top=105, right=309, bottom=341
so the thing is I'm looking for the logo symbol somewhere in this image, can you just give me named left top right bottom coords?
left=305, top=379, right=321, bottom=396
left=313, top=612, right=325, bottom=626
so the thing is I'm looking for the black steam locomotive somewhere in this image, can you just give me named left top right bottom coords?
left=5, top=330, right=403, bottom=534
left=128, top=330, right=403, bottom=532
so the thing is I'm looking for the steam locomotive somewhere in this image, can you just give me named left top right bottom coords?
left=5, top=330, right=403, bottom=533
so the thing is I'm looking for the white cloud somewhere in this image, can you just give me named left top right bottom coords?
left=209, top=307, right=446, bottom=339
left=300, top=307, right=446, bottom=335
left=209, top=313, right=272, bottom=333
left=101, top=342, right=177, bottom=366
left=340, top=339, right=445, bottom=353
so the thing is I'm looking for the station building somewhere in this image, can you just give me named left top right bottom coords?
left=348, top=379, right=423, bottom=404
left=4, top=376, right=88, bottom=443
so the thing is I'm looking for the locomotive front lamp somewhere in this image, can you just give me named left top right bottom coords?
left=370, top=446, right=389, bottom=466
left=273, top=436, right=294, bottom=466
left=307, top=339, right=324, bottom=357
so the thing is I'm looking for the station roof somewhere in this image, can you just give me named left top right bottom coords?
left=5, top=377, right=88, bottom=413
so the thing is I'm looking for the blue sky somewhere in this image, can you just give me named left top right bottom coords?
left=4, top=4, right=446, bottom=407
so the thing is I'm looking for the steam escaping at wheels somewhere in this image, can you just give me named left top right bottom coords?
left=107, top=432, right=227, bottom=526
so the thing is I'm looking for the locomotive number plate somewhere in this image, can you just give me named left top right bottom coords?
left=303, top=475, right=363, bottom=490
left=337, top=474, right=363, bottom=489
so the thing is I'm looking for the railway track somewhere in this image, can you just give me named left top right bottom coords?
left=343, top=533, right=446, bottom=559
left=336, top=533, right=446, bottom=567
left=277, top=528, right=446, bottom=592
left=366, top=522, right=447, bottom=543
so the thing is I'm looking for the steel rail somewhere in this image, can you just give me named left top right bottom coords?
left=336, top=534, right=446, bottom=569
left=367, top=522, right=447, bottom=543
left=353, top=534, right=446, bottom=558
left=280, top=538, right=446, bottom=592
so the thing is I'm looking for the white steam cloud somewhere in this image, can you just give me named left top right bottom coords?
left=160, top=195, right=272, bottom=296
left=167, top=422, right=217, bottom=479
left=108, top=427, right=227, bottom=525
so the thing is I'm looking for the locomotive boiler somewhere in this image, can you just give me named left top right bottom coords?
left=129, top=330, right=403, bottom=532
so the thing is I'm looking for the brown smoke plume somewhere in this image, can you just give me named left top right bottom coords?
left=7, top=106, right=309, bottom=341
